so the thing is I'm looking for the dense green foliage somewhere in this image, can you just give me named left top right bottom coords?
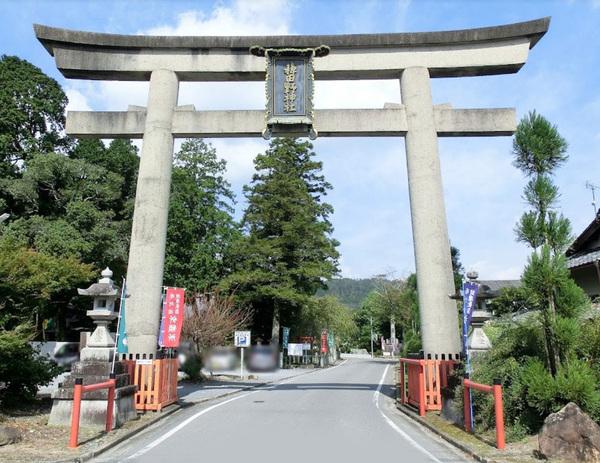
left=164, top=139, right=239, bottom=291
left=0, top=325, right=61, bottom=406
left=294, top=296, right=357, bottom=350
left=0, top=240, right=94, bottom=333
left=0, top=55, right=67, bottom=180
left=353, top=274, right=420, bottom=354
left=223, top=138, right=340, bottom=342
left=470, top=317, right=600, bottom=439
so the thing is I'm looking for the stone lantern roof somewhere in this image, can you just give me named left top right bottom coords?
left=77, top=267, right=119, bottom=297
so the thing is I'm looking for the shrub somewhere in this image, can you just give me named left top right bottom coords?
left=521, top=358, right=557, bottom=416
left=577, top=316, right=600, bottom=372
left=181, top=354, right=203, bottom=382
left=555, top=358, right=600, bottom=421
left=0, top=325, right=61, bottom=407
left=468, top=320, right=600, bottom=437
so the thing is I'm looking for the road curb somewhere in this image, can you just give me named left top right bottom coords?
left=395, top=402, right=501, bottom=463
left=50, top=364, right=337, bottom=463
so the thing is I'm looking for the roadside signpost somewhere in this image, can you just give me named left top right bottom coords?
left=234, top=330, right=251, bottom=379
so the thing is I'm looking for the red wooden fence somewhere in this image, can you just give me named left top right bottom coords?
left=399, top=358, right=457, bottom=416
left=123, top=358, right=178, bottom=411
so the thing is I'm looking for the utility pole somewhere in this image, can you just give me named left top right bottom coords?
left=370, top=316, right=374, bottom=358
left=586, top=181, right=598, bottom=215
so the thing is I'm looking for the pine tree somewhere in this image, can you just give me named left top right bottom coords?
left=513, top=111, right=589, bottom=376
left=224, top=138, right=339, bottom=344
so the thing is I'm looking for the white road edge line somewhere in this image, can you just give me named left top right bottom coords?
left=125, top=391, right=258, bottom=460
left=126, top=359, right=349, bottom=460
left=373, top=364, right=442, bottom=463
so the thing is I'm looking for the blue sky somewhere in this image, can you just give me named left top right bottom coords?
left=2, top=0, right=600, bottom=279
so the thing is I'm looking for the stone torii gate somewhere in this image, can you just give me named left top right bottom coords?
left=35, top=18, right=549, bottom=358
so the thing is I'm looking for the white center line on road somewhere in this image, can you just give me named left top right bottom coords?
left=125, top=359, right=349, bottom=461
left=373, top=364, right=442, bottom=463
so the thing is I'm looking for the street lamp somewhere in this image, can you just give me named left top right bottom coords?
left=0, top=213, right=9, bottom=223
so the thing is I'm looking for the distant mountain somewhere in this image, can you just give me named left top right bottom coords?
left=317, top=278, right=380, bottom=309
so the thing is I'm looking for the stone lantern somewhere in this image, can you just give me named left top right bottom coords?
left=48, top=268, right=137, bottom=427
left=78, top=267, right=119, bottom=362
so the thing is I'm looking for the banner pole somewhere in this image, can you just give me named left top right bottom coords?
left=111, top=277, right=126, bottom=375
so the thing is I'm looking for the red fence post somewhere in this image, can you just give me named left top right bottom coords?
left=418, top=361, right=426, bottom=417
left=69, top=378, right=83, bottom=449
left=463, top=378, right=472, bottom=433
left=493, top=379, right=505, bottom=450
left=105, top=373, right=116, bottom=432
left=400, top=360, right=406, bottom=405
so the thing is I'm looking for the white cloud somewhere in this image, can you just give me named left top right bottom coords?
left=65, top=88, right=92, bottom=112
left=315, top=80, right=399, bottom=109
left=209, top=138, right=267, bottom=184
left=467, top=261, right=523, bottom=280
left=141, top=0, right=293, bottom=36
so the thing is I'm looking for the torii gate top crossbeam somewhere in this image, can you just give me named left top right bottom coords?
left=34, top=18, right=549, bottom=81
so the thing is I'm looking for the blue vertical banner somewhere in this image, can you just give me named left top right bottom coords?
left=116, top=278, right=128, bottom=354
left=282, top=327, right=290, bottom=349
left=462, top=281, right=479, bottom=353
left=462, top=280, right=479, bottom=433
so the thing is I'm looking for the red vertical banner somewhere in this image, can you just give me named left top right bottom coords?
left=159, top=287, right=185, bottom=348
left=321, top=329, right=328, bottom=354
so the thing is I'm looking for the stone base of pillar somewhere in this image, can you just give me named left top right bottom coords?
left=48, top=361, right=137, bottom=428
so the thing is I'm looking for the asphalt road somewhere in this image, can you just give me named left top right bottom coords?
left=95, top=358, right=471, bottom=463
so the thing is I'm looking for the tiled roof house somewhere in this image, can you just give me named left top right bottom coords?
left=566, top=212, right=600, bottom=299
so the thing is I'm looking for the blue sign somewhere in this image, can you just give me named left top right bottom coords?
left=235, top=330, right=251, bottom=348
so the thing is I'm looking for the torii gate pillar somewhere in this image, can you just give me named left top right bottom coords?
left=401, top=67, right=460, bottom=355
left=126, top=70, right=179, bottom=355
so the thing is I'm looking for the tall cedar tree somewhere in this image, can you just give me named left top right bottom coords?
left=513, top=111, right=589, bottom=376
left=164, top=139, right=239, bottom=291
left=224, top=138, right=339, bottom=343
